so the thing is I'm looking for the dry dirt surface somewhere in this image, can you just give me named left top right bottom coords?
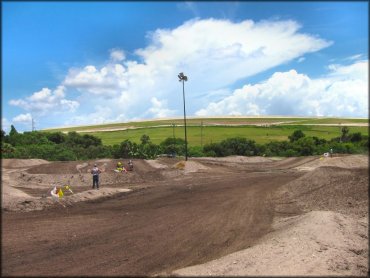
left=2, top=155, right=368, bottom=276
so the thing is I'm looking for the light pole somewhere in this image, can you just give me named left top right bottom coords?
left=178, top=72, right=188, bottom=161
left=200, top=120, right=203, bottom=147
left=172, top=123, right=176, bottom=157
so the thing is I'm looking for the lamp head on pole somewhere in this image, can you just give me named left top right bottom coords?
left=178, top=72, right=188, bottom=82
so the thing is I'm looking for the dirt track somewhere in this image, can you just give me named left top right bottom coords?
left=2, top=155, right=368, bottom=276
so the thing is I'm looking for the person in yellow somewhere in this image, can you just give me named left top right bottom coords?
left=116, top=162, right=123, bottom=172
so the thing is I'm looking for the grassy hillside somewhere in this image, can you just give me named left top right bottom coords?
left=44, top=117, right=368, bottom=133
left=43, top=117, right=368, bottom=146
left=80, top=124, right=368, bottom=146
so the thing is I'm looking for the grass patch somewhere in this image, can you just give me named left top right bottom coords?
left=82, top=125, right=368, bottom=146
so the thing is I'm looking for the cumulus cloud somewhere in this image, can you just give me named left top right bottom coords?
left=13, top=18, right=343, bottom=129
left=12, top=113, right=32, bottom=124
left=196, top=60, right=368, bottom=117
left=2, top=117, right=11, bottom=132
left=110, top=48, right=126, bottom=62
left=63, top=64, right=128, bottom=96
left=9, top=86, right=79, bottom=115
left=59, top=18, right=331, bottom=123
left=65, top=106, right=114, bottom=127
left=145, top=97, right=177, bottom=118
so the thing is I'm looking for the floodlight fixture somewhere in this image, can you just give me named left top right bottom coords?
left=178, top=72, right=188, bottom=161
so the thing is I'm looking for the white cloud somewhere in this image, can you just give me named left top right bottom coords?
left=59, top=18, right=331, bottom=123
left=9, top=86, right=79, bottom=115
left=63, top=64, right=127, bottom=96
left=196, top=60, right=368, bottom=117
left=12, top=18, right=338, bottom=129
left=297, top=57, right=305, bottom=63
left=146, top=97, right=177, bottom=118
left=110, top=48, right=126, bottom=62
left=178, top=2, right=200, bottom=17
left=345, top=54, right=363, bottom=61
left=2, top=117, right=11, bottom=132
left=12, top=113, right=32, bottom=124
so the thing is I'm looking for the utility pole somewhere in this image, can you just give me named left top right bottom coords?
left=172, top=123, right=176, bottom=157
left=200, top=120, right=203, bottom=147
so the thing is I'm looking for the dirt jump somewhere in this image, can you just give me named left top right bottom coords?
left=2, top=154, right=368, bottom=276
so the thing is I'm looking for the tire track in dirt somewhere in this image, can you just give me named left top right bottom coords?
left=2, top=171, right=302, bottom=276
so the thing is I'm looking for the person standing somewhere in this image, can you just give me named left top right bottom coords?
left=91, top=164, right=101, bottom=189
left=128, top=160, right=133, bottom=171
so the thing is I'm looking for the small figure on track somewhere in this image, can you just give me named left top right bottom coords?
left=91, top=164, right=101, bottom=189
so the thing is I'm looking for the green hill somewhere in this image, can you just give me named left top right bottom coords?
left=44, top=117, right=368, bottom=146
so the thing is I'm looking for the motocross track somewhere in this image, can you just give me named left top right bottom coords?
left=2, top=155, right=368, bottom=276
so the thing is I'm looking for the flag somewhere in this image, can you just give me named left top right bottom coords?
left=58, top=188, right=64, bottom=198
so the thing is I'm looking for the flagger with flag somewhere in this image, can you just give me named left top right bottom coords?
left=51, top=185, right=74, bottom=200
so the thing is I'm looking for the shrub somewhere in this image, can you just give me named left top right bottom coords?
left=188, top=146, right=204, bottom=157
left=160, top=137, right=186, bottom=156
left=288, top=130, right=305, bottom=142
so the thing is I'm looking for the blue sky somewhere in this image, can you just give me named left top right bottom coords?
left=2, top=1, right=368, bottom=132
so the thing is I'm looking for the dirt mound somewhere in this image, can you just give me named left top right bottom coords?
left=22, top=159, right=163, bottom=189
left=194, top=156, right=274, bottom=163
left=173, top=160, right=209, bottom=173
left=2, top=155, right=368, bottom=276
left=2, top=159, right=50, bottom=168
left=146, top=159, right=168, bottom=169
left=274, top=166, right=368, bottom=217
left=295, top=155, right=368, bottom=171
left=3, top=188, right=132, bottom=212
left=172, top=211, right=368, bottom=276
left=2, top=159, right=164, bottom=212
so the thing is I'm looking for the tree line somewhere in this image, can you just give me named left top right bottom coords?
left=1, top=125, right=368, bottom=161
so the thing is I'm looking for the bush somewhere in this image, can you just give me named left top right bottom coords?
left=1, top=144, right=16, bottom=158
left=288, top=130, right=305, bottom=142
left=293, top=137, right=316, bottom=156
left=137, top=143, right=161, bottom=159
left=120, top=140, right=138, bottom=158
left=264, top=141, right=291, bottom=156
left=203, top=142, right=228, bottom=157
left=160, top=137, right=186, bottom=156
left=349, top=132, right=363, bottom=143
left=188, top=146, right=204, bottom=157
left=46, top=132, right=67, bottom=144
left=220, top=137, right=256, bottom=156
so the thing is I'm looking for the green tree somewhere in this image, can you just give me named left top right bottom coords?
left=349, top=132, right=362, bottom=143
left=9, top=125, right=18, bottom=137
left=220, top=137, right=256, bottom=156
left=46, top=132, right=66, bottom=144
left=140, top=134, right=151, bottom=145
left=293, top=137, right=315, bottom=156
left=340, top=126, right=349, bottom=142
left=1, top=142, right=15, bottom=157
left=203, top=142, right=228, bottom=157
left=160, top=137, right=185, bottom=156
left=120, top=140, right=138, bottom=158
left=288, top=130, right=305, bottom=142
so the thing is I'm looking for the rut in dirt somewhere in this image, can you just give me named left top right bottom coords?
left=2, top=171, right=302, bottom=276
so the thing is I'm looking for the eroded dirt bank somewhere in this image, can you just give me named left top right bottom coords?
left=2, top=155, right=368, bottom=276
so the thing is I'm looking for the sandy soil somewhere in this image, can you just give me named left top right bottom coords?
left=173, top=211, right=368, bottom=276
left=2, top=155, right=368, bottom=276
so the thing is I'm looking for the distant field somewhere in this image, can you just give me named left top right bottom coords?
left=78, top=124, right=368, bottom=146
left=43, top=117, right=368, bottom=146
